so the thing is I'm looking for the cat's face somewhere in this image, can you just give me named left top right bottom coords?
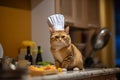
left=49, top=27, right=71, bottom=48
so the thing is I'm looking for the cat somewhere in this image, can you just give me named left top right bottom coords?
left=49, top=26, right=84, bottom=70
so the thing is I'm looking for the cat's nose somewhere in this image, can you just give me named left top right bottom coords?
left=59, top=38, right=62, bottom=41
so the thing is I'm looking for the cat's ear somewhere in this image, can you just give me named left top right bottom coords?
left=49, top=27, right=54, bottom=33
left=65, top=26, right=70, bottom=34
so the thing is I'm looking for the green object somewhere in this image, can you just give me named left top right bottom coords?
left=37, top=61, right=53, bottom=66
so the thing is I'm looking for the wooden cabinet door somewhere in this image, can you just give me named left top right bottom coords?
left=55, top=0, right=100, bottom=28
left=86, top=0, right=100, bottom=28
left=55, top=0, right=74, bottom=22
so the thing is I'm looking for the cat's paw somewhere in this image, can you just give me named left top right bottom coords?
left=73, top=67, right=79, bottom=71
left=62, top=68, right=67, bottom=73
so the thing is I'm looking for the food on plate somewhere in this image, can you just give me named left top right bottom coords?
left=28, top=65, right=58, bottom=76
left=36, top=61, right=53, bottom=66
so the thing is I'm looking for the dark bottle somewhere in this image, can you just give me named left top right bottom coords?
left=36, top=46, right=42, bottom=65
left=25, top=46, right=33, bottom=65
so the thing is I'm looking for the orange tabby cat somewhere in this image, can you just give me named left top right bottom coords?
left=49, top=26, right=84, bottom=70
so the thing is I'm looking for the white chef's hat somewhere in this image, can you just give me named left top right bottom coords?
left=48, top=14, right=64, bottom=31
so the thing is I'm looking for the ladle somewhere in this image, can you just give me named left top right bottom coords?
left=84, top=28, right=111, bottom=67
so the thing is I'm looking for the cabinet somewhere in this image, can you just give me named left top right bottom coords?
left=55, top=0, right=100, bottom=28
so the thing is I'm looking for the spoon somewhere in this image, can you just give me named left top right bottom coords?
left=84, top=28, right=111, bottom=67
left=91, top=28, right=111, bottom=51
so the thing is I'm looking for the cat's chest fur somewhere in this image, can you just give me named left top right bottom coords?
left=54, top=51, right=63, bottom=62
left=51, top=45, right=72, bottom=63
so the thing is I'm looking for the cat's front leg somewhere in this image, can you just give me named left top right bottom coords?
left=62, top=56, right=73, bottom=69
left=55, top=60, right=61, bottom=68
left=61, top=60, right=70, bottom=68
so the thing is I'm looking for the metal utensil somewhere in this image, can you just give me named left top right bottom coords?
left=91, top=28, right=111, bottom=51
left=84, top=28, right=111, bottom=67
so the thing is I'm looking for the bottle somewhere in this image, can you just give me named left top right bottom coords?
left=25, top=46, right=33, bottom=65
left=36, top=46, right=42, bottom=65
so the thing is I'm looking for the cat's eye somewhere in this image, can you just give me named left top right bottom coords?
left=55, top=36, right=59, bottom=39
left=61, top=36, right=65, bottom=38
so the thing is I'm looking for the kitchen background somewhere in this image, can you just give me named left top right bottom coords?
left=0, top=0, right=118, bottom=68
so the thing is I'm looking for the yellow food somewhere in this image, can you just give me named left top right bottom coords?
left=29, top=65, right=56, bottom=71
left=28, top=65, right=58, bottom=76
left=57, top=68, right=62, bottom=73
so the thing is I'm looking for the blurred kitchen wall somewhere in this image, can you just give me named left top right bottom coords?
left=0, top=0, right=31, bottom=58
left=31, top=0, right=55, bottom=63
